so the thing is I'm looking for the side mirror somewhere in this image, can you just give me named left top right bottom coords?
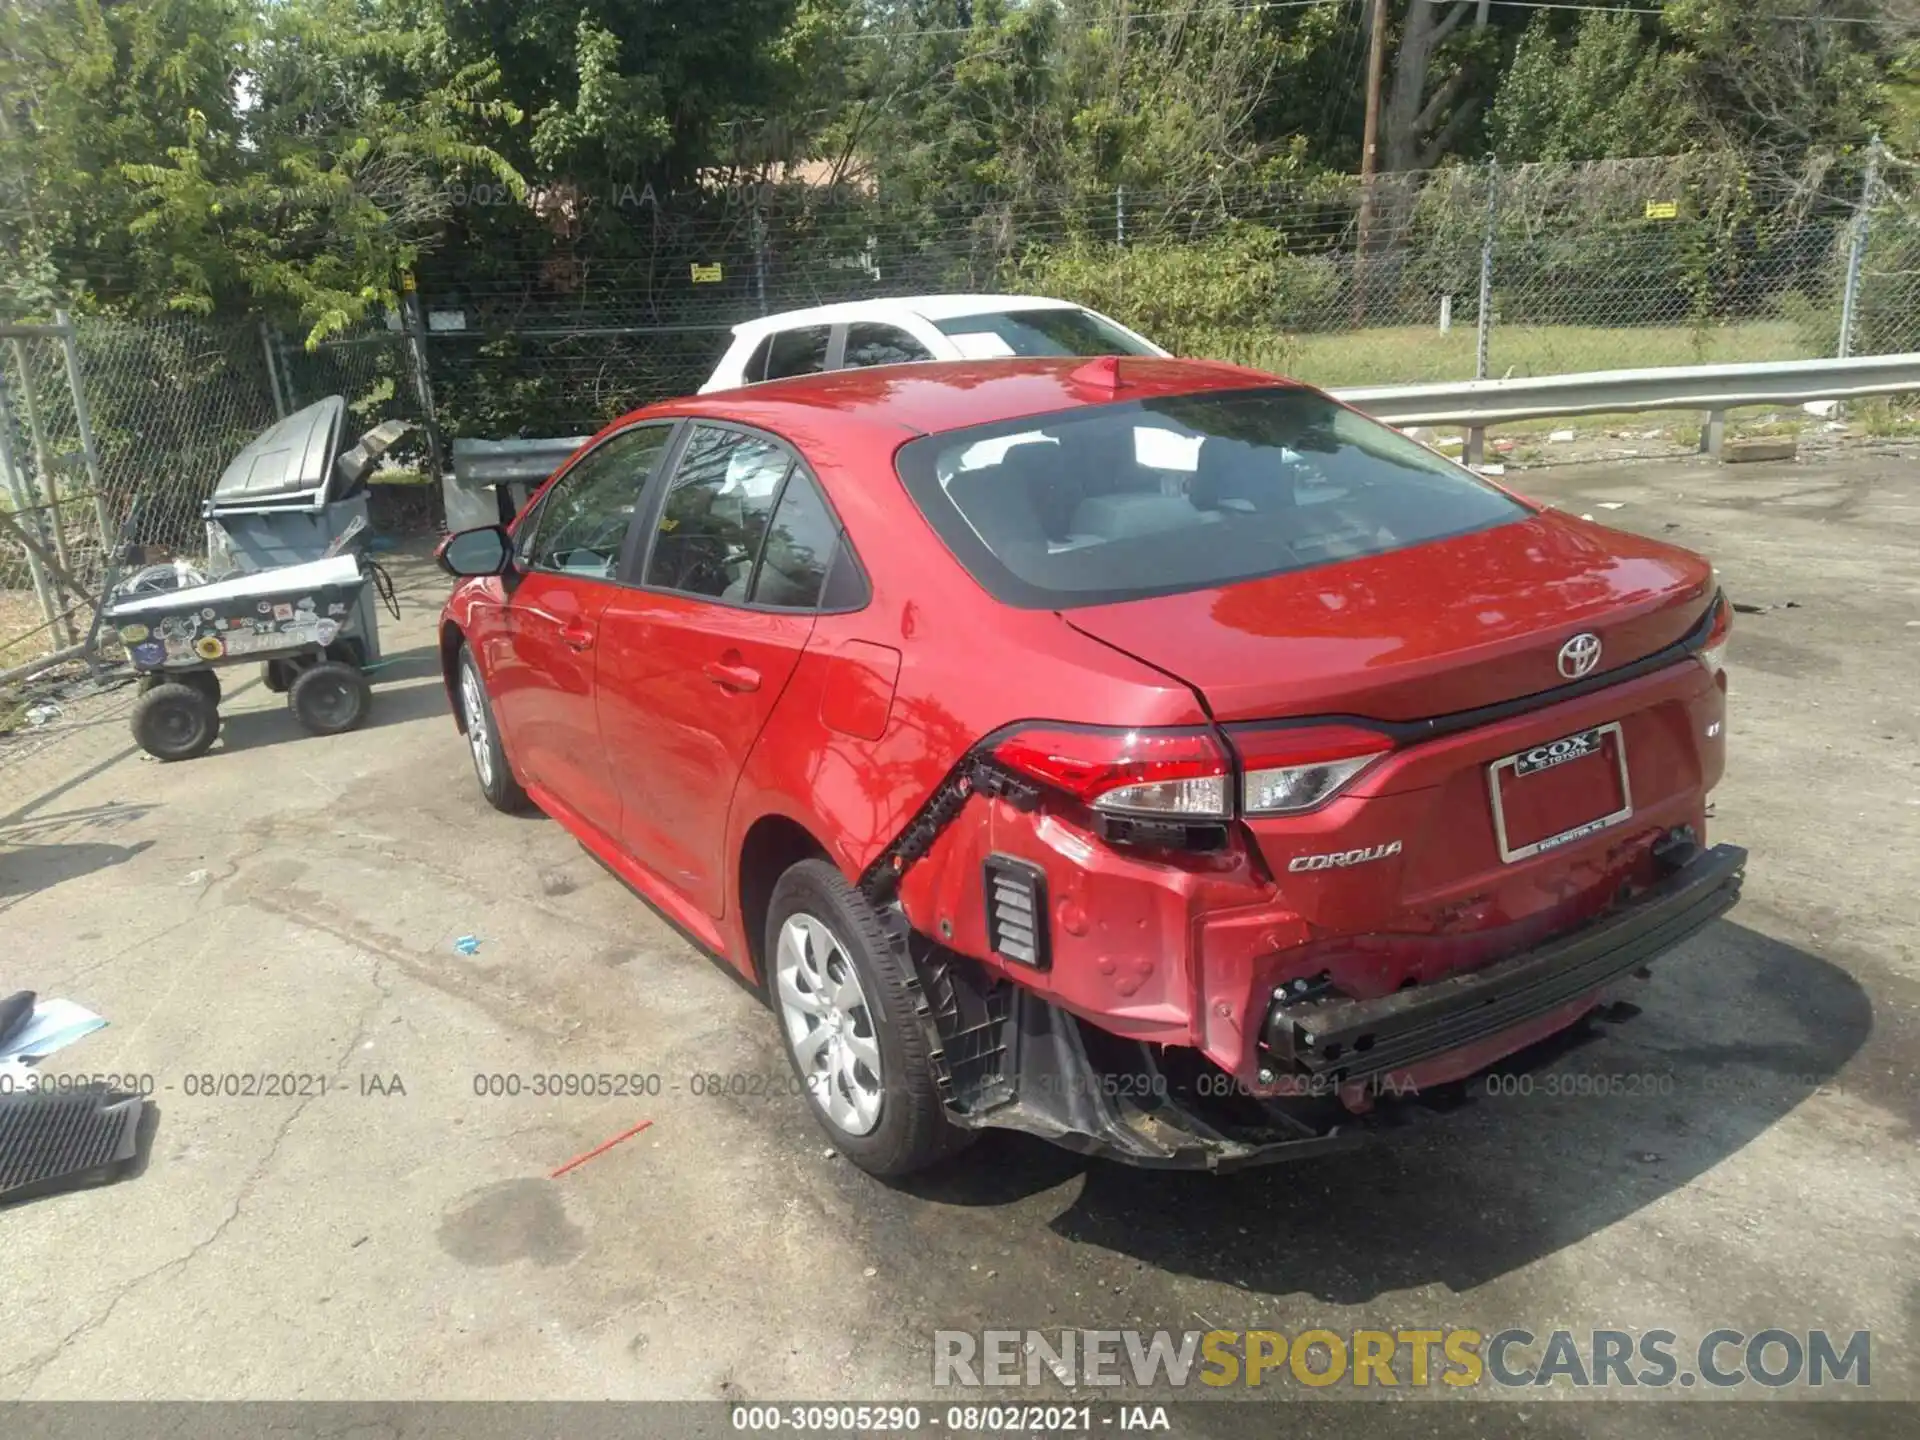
left=437, top=525, right=514, bottom=577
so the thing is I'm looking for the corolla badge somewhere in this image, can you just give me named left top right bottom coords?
left=1287, top=840, right=1403, bottom=873
left=1557, top=632, right=1602, bottom=679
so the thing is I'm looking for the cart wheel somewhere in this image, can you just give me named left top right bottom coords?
left=289, top=661, right=372, bottom=735
left=131, top=682, right=220, bottom=762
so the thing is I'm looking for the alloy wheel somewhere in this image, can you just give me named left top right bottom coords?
left=776, top=912, right=884, bottom=1136
left=460, top=664, right=494, bottom=788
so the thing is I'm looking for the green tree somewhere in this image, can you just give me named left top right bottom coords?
left=1489, top=12, right=1697, bottom=161
left=2, top=0, right=524, bottom=337
left=0, top=0, right=250, bottom=314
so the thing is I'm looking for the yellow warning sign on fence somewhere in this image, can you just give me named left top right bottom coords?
left=690, top=263, right=724, bottom=283
left=1644, top=200, right=1678, bottom=220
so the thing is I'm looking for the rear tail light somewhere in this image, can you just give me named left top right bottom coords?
left=1697, top=592, right=1732, bottom=676
left=989, top=725, right=1230, bottom=818
left=988, top=722, right=1393, bottom=821
left=1227, top=723, right=1395, bottom=815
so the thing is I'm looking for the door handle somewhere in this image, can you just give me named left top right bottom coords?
left=559, top=624, right=595, bottom=652
left=703, top=660, right=762, bottom=693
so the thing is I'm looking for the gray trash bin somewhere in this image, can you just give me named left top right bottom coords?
left=202, top=396, right=407, bottom=666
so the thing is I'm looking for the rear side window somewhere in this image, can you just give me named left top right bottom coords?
left=764, top=326, right=831, bottom=380
left=895, top=388, right=1526, bottom=609
left=644, top=426, right=792, bottom=600
left=751, top=471, right=839, bottom=608
left=933, top=308, right=1156, bottom=359
left=842, top=324, right=933, bottom=369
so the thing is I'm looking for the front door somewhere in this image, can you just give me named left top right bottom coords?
left=494, top=423, right=675, bottom=837
left=597, top=423, right=845, bottom=916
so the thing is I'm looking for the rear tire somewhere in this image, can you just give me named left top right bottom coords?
left=131, top=682, right=219, bottom=761
left=456, top=645, right=531, bottom=813
left=767, top=859, right=969, bottom=1177
left=288, top=661, right=371, bottom=735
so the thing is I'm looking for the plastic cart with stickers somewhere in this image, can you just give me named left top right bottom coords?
left=103, top=397, right=405, bottom=761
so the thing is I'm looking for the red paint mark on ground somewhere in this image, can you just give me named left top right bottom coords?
left=549, top=1118, right=654, bottom=1178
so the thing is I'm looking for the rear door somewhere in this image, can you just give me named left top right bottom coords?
left=495, top=423, right=675, bottom=836
left=596, top=423, right=848, bottom=916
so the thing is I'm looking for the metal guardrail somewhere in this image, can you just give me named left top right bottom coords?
left=441, top=352, right=1920, bottom=511
left=1332, top=352, right=1920, bottom=461
left=445, top=435, right=590, bottom=531
left=448, top=435, right=590, bottom=487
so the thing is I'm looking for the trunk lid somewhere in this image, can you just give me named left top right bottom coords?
left=1062, top=511, right=1714, bottom=723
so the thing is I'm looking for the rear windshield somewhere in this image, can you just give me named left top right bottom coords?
left=933, top=308, right=1157, bottom=359
left=895, top=388, right=1528, bottom=609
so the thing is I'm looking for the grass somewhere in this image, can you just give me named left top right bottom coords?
left=1852, top=396, right=1920, bottom=439
left=1203, top=320, right=1815, bottom=389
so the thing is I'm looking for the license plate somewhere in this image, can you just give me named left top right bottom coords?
left=1488, top=722, right=1633, bottom=863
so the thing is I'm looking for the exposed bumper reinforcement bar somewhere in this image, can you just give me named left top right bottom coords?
left=1264, top=843, right=1747, bottom=1084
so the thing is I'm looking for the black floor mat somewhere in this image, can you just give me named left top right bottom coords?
left=0, top=1083, right=145, bottom=1204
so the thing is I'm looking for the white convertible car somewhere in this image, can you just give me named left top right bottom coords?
left=697, top=294, right=1166, bottom=392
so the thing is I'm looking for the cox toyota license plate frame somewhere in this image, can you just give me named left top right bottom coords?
left=1488, top=721, right=1634, bottom=864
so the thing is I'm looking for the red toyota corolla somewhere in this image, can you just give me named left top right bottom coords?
left=436, top=357, right=1743, bottom=1176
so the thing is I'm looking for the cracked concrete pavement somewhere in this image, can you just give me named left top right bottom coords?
left=0, top=450, right=1915, bottom=1432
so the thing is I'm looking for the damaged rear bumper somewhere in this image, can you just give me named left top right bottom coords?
left=1263, top=843, right=1746, bottom=1086
left=912, top=843, right=1745, bottom=1171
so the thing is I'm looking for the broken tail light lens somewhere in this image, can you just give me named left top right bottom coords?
left=1697, top=592, right=1732, bottom=676
left=990, top=726, right=1231, bottom=818
left=1227, top=723, right=1395, bottom=816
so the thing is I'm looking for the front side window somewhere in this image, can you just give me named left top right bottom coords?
left=896, top=388, right=1527, bottom=609
left=644, top=425, right=793, bottom=600
left=933, top=307, right=1157, bottom=360
left=764, top=326, right=832, bottom=381
left=518, top=425, right=674, bottom=579
left=842, top=324, right=934, bottom=369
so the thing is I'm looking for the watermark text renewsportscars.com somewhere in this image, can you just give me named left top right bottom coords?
left=933, top=1328, right=1871, bottom=1392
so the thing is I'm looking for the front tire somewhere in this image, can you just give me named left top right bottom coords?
left=131, top=682, right=219, bottom=761
left=767, top=860, right=968, bottom=1177
left=457, top=645, right=530, bottom=813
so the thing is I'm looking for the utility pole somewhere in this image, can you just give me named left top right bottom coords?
left=1354, top=0, right=1390, bottom=321
left=1360, top=0, right=1388, bottom=190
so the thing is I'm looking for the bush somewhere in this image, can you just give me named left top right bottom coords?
left=1008, top=226, right=1342, bottom=354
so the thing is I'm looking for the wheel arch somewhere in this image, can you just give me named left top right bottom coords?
left=439, top=618, right=468, bottom=733
left=736, top=812, right=834, bottom=988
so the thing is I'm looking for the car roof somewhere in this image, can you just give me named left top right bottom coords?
left=727, top=294, right=1085, bottom=339
left=643, top=357, right=1295, bottom=441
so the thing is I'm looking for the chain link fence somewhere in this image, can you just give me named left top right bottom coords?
left=1, top=320, right=110, bottom=676
left=5, top=148, right=1920, bottom=693
left=396, top=148, right=1920, bottom=436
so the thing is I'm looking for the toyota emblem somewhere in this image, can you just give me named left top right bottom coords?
left=1557, top=633, right=1602, bottom=679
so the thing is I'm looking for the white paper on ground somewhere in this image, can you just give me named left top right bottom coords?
left=0, top=997, right=107, bottom=1061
